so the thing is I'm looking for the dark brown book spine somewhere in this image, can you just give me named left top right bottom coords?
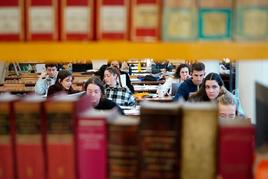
left=139, top=106, right=182, bottom=178
left=108, top=119, right=139, bottom=179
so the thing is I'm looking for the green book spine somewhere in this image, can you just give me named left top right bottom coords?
left=198, top=8, right=232, bottom=40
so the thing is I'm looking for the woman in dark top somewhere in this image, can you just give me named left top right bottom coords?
left=188, top=72, right=228, bottom=102
left=47, top=70, right=78, bottom=97
left=84, top=76, right=124, bottom=115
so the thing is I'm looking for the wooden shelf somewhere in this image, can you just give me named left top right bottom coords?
left=0, top=41, right=268, bottom=62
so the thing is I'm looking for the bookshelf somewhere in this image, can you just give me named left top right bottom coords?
left=0, top=42, right=268, bottom=62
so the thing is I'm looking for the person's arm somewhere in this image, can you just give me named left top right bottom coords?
left=173, top=83, right=188, bottom=101
left=35, top=78, right=48, bottom=95
left=126, top=90, right=136, bottom=106
left=125, top=74, right=134, bottom=94
left=159, top=77, right=173, bottom=96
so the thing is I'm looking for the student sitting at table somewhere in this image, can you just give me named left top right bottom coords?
left=84, top=76, right=124, bottom=114
left=103, top=67, right=136, bottom=106
left=157, top=63, right=190, bottom=97
left=217, top=92, right=238, bottom=120
left=47, top=69, right=78, bottom=97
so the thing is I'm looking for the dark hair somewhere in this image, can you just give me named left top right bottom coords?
left=190, top=72, right=225, bottom=101
left=84, top=76, right=105, bottom=99
left=47, top=69, right=76, bottom=96
left=56, top=70, right=72, bottom=84
left=174, top=63, right=190, bottom=79
left=94, top=64, right=108, bottom=80
left=191, top=62, right=205, bottom=72
left=104, top=66, right=122, bottom=87
left=107, top=60, right=122, bottom=68
left=45, top=63, right=58, bottom=69
left=54, top=70, right=75, bottom=91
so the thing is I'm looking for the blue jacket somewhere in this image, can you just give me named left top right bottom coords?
left=173, top=78, right=198, bottom=101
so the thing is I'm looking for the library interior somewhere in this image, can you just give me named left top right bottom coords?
left=0, top=0, right=268, bottom=179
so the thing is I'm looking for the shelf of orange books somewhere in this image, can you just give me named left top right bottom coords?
left=0, top=41, right=268, bottom=62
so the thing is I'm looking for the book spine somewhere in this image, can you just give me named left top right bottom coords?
left=76, top=117, right=107, bottom=179
left=218, top=126, right=254, bottom=179
left=60, top=0, right=94, bottom=41
left=162, top=0, right=197, bottom=41
left=108, top=122, right=139, bottom=178
left=26, top=0, right=59, bottom=40
left=234, top=4, right=268, bottom=41
left=0, top=0, right=24, bottom=41
left=181, top=107, right=218, bottom=179
left=45, top=102, right=75, bottom=179
left=0, top=102, right=15, bottom=179
left=97, top=0, right=129, bottom=40
left=130, top=0, right=161, bottom=41
left=139, top=108, right=181, bottom=178
left=14, top=102, right=45, bottom=179
left=198, top=0, right=233, bottom=40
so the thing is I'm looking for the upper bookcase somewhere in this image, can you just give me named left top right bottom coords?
left=0, top=42, right=268, bottom=62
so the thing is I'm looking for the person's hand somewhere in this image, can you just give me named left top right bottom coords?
left=39, top=71, right=47, bottom=79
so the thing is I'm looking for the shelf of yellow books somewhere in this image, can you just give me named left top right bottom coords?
left=0, top=41, right=268, bottom=62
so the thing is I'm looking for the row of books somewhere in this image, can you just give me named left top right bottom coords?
left=1, top=92, right=266, bottom=179
left=0, top=0, right=267, bottom=41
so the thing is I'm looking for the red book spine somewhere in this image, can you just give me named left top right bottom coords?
left=47, top=142, right=75, bottom=179
left=0, top=0, right=24, bottom=41
left=76, top=117, right=107, bottom=179
left=60, top=0, right=94, bottom=41
left=130, top=0, right=161, bottom=41
left=0, top=102, right=15, bottom=179
left=14, top=102, right=45, bottom=179
left=97, top=0, right=129, bottom=40
left=16, top=144, right=45, bottom=179
left=25, top=0, right=59, bottom=40
left=218, top=126, right=255, bottom=179
left=45, top=101, right=76, bottom=179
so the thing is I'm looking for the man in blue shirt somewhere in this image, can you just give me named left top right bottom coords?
left=174, top=62, right=205, bottom=101
left=35, top=64, right=58, bottom=95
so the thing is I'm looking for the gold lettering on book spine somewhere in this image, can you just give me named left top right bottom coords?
left=58, top=166, right=64, bottom=177
left=26, top=166, right=33, bottom=177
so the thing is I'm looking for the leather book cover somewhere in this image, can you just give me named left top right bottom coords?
left=14, top=95, right=46, bottom=179
left=130, top=0, right=161, bottom=41
left=0, top=94, right=18, bottom=179
left=181, top=102, right=218, bottom=179
left=234, top=0, right=268, bottom=41
left=108, top=116, right=139, bottom=178
left=198, top=0, right=233, bottom=40
left=97, top=0, right=129, bottom=40
left=76, top=108, right=118, bottom=179
left=218, top=118, right=254, bottom=179
left=162, top=0, right=197, bottom=41
left=0, top=0, right=24, bottom=41
left=60, top=0, right=94, bottom=41
left=45, top=94, right=92, bottom=179
left=139, top=101, right=182, bottom=178
left=25, top=0, right=59, bottom=40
